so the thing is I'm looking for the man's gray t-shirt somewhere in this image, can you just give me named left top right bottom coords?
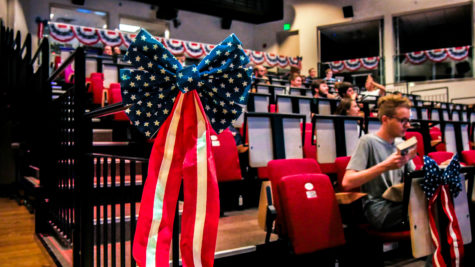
left=347, top=133, right=415, bottom=229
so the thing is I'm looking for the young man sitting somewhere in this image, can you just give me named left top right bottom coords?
left=342, top=95, right=417, bottom=230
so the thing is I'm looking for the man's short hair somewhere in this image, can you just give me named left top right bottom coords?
left=377, top=95, right=411, bottom=121
left=325, top=68, right=332, bottom=74
left=310, top=79, right=325, bottom=90
left=336, top=82, right=353, bottom=98
left=308, top=67, right=315, bottom=73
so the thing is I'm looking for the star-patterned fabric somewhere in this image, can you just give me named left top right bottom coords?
left=120, top=29, right=252, bottom=137
left=421, top=155, right=462, bottom=199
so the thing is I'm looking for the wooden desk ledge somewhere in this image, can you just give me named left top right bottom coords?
left=335, top=192, right=367, bottom=205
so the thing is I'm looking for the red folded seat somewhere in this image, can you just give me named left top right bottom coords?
left=278, top=173, right=345, bottom=254
left=267, top=159, right=321, bottom=236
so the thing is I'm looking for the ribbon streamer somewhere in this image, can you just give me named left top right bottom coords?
left=422, top=155, right=464, bottom=267
left=121, top=29, right=252, bottom=267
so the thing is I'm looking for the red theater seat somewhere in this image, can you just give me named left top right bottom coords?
left=302, top=122, right=316, bottom=159
left=430, top=127, right=446, bottom=151
left=405, top=132, right=424, bottom=161
left=462, top=150, right=475, bottom=166
left=108, top=83, right=129, bottom=121
left=267, top=159, right=321, bottom=236
left=211, top=129, right=242, bottom=182
left=90, top=72, right=104, bottom=105
left=278, top=173, right=345, bottom=254
left=428, top=151, right=454, bottom=165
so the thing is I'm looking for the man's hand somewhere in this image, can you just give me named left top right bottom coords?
left=381, top=153, right=406, bottom=171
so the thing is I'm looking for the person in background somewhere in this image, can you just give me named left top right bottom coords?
left=282, top=66, right=301, bottom=81
left=337, top=82, right=357, bottom=100
left=305, top=67, right=318, bottom=83
left=335, top=97, right=361, bottom=116
left=342, top=95, right=416, bottom=230
left=103, top=45, right=113, bottom=56
left=113, top=46, right=122, bottom=56
left=362, top=74, right=386, bottom=97
left=323, top=68, right=336, bottom=92
left=289, top=72, right=303, bottom=88
left=311, top=80, right=337, bottom=99
left=228, top=125, right=248, bottom=154
left=254, top=65, right=270, bottom=84
left=393, top=91, right=403, bottom=97
left=175, top=53, right=186, bottom=66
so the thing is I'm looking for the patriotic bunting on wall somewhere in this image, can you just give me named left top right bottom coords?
left=47, top=22, right=301, bottom=68
left=325, top=56, right=380, bottom=73
left=404, top=46, right=471, bottom=64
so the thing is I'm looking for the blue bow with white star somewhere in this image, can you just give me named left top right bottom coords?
left=421, top=155, right=462, bottom=199
left=119, top=29, right=252, bottom=137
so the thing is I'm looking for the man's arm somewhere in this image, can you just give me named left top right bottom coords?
left=342, top=151, right=413, bottom=191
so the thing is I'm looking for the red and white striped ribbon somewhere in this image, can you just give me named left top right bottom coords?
left=132, top=91, right=220, bottom=267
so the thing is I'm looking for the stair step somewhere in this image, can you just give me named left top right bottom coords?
left=93, top=129, right=113, bottom=142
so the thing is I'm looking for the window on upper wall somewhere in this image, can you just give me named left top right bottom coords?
left=50, top=5, right=108, bottom=29
left=393, top=4, right=472, bottom=82
left=318, top=19, right=384, bottom=90
left=119, top=16, right=170, bottom=38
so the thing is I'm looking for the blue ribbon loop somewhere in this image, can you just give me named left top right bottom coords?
left=119, top=29, right=253, bottom=137
left=421, top=154, right=462, bottom=199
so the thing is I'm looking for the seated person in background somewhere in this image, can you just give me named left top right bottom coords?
left=392, top=91, right=403, bottom=97
left=336, top=82, right=357, bottom=100
left=103, top=45, right=113, bottom=56
left=282, top=66, right=301, bottom=81
left=342, top=95, right=416, bottom=230
left=323, top=68, right=336, bottom=92
left=311, top=80, right=337, bottom=99
left=254, top=65, right=270, bottom=84
left=289, top=72, right=303, bottom=88
left=175, top=53, right=186, bottom=66
left=305, top=67, right=318, bottom=83
left=228, top=125, right=248, bottom=154
left=335, top=97, right=361, bottom=116
left=113, top=46, right=122, bottom=56
left=361, top=74, right=386, bottom=99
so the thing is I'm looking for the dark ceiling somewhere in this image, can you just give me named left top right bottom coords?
left=130, top=0, right=284, bottom=24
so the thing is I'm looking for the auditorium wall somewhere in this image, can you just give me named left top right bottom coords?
left=17, top=0, right=256, bottom=52
left=254, top=0, right=475, bottom=102
left=0, top=0, right=7, bottom=24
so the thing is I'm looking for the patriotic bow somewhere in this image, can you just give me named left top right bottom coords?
left=421, top=155, right=462, bottom=199
left=122, top=29, right=252, bottom=267
left=421, top=155, right=464, bottom=267
left=120, top=29, right=252, bottom=137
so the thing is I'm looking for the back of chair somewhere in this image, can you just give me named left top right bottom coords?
left=405, top=131, right=425, bottom=163
left=428, top=151, right=454, bottom=165
left=267, top=159, right=321, bottom=236
left=211, top=129, right=242, bottom=182
left=278, top=173, right=345, bottom=254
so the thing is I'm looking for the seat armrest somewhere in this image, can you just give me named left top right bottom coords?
left=335, top=192, right=367, bottom=205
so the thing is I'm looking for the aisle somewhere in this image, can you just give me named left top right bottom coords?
left=0, top=197, right=55, bottom=267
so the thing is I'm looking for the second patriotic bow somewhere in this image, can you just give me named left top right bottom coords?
left=121, top=29, right=252, bottom=267
left=422, top=155, right=464, bottom=267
